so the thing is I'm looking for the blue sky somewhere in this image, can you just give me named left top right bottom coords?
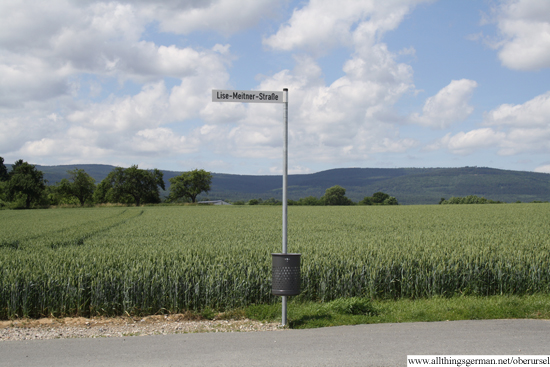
left=2, top=0, right=550, bottom=175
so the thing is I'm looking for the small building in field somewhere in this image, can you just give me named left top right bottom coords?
left=198, top=200, right=232, bottom=205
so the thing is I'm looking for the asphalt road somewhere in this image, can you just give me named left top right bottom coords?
left=1, top=319, right=549, bottom=367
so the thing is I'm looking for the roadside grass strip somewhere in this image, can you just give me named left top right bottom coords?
left=245, top=294, right=550, bottom=329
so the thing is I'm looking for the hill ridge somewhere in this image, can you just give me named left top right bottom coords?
left=3, top=163, right=546, bottom=205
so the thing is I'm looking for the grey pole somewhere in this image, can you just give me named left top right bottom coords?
left=282, top=88, right=288, bottom=326
left=283, top=88, right=288, bottom=254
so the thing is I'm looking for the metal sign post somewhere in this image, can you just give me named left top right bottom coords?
left=212, top=88, right=296, bottom=326
left=282, top=88, right=288, bottom=326
left=282, top=88, right=288, bottom=256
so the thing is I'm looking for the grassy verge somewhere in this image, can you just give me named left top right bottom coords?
left=238, top=295, right=550, bottom=329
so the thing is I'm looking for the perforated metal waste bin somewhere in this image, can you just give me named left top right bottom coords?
left=272, top=253, right=301, bottom=296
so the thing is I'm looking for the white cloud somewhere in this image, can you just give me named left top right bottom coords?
left=6, top=79, right=197, bottom=165
left=192, top=2, right=427, bottom=167
left=426, top=90, right=550, bottom=157
left=0, top=0, right=235, bottom=109
left=0, top=1, right=77, bottom=51
left=0, top=109, right=68, bottom=155
left=427, top=128, right=506, bottom=155
left=0, top=54, right=72, bottom=107
left=371, top=137, right=417, bottom=153
left=483, top=92, right=550, bottom=155
left=494, top=0, right=550, bottom=70
left=16, top=132, right=114, bottom=166
left=67, top=81, right=170, bottom=133
left=534, top=165, right=550, bottom=173
left=19, top=138, right=59, bottom=157
left=497, top=127, right=550, bottom=155
left=141, top=0, right=281, bottom=35
left=169, top=46, right=232, bottom=122
left=448, top=128, right=506, bottom=155
left=48, top=7, right=229, bottom=82
left=428, top=123, right=550, bottom=158
left=0, top=1, right=234, bottom=167
left=132, top=128, right=196, bottom=154
left=263, top=0, right=430, bottom=55
left=215, top=46, right=417, bottom=163
left=269, top=165, right=313, bottom=175
left=0, top=0, right=451, bottom=173
left=485, top=91, right=550, bottom=127
left=411, top=79, right=478, bottom=129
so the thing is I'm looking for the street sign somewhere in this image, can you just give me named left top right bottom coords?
left=212, top=88, right=291, bottom=326
left=212, top=90, right=284, bottom=103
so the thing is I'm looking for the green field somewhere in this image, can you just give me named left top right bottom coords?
left=1, top=204, right=550, bottom=319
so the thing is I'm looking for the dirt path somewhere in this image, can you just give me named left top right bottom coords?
left=0, top=314, right=280, bottom=341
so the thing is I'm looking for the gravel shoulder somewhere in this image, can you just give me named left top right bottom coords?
left=0, top=314, right=280, bottom=341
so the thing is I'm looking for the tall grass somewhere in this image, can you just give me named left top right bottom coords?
left=1, top=204, right=549, bottom=318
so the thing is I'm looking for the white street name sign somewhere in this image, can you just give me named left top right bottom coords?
left=212, top=90, right=284, bottom=103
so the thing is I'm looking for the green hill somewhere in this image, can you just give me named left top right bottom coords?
left=6, top=164, right=546, bottom=205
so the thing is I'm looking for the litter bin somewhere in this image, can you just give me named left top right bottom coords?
left=272, top=253, right=301, bottom=296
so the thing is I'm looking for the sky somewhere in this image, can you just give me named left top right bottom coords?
left=2, top=0, right=550, bottom=175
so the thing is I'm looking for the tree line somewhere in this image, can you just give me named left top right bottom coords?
left=438, top=195, right=548, bottom=204
left=438, top=195, right=504, bottom=205
left=0, top=157, right=212, bottom=209
left=0, top=158, right=399, bottom=209
left=235, top=185, right=399, bottom=206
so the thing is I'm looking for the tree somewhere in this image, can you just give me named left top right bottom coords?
left=321, top=185, right=353, bottom=205
left=57, top=169, right=96, bottom=206
left=94, top=165, right=165, bottom=206
left=168, top=169, right=213, bottom=203
left=371, top=192, right=390, bottom=204
left=359, top=196, right=373, bottom=205
left=297, top=196, right=322, bottom=206
left=383, top=196, right=398, bottom=205
left=6, top=160, right=47, bottom=209
left=0, top=157, right=8, bottom=182
left=0, top=157, right=8, bottom=206
left=262, top=197, right=281, bottom=205
left=93, top=172, right=122, bottom=204
left=360, top=192, right=398, bottom=205
left=440, top=195, right=503, bottom=205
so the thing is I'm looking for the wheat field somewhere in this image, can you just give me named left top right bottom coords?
left=1, top=204, right=549, bottom=318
